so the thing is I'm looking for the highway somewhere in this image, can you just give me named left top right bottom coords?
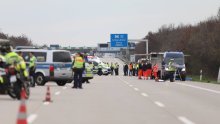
left=0, top=58, right=220, bottom=124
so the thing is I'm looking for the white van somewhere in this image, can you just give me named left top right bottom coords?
left=15, top=49, right=73, bottom=86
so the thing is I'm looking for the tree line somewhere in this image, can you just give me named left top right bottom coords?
left=136, top=8, right=220, bottom=79
left=0, top=32, right=33, bottom=47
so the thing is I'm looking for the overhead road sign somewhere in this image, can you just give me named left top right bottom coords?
left=111, top=34, right=128, bottom=47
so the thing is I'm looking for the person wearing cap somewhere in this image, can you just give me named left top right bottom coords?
left=168, top=59, right=176, bottom=82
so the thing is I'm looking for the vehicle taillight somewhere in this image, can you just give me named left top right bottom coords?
left=49, top=65, right=54, bottom=72
left=8, top=67, right=16, bottom=75
left=49, top=65, right=54, bottom=77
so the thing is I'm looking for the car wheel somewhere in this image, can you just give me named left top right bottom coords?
left=35, top=73, right=46, bottom=86
left=56, top=82, right=66, bottom=86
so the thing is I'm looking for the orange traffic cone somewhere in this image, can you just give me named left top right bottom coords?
left=43, top=86, right=52, bottom=102
left=17, top=88, right=27, bottom=124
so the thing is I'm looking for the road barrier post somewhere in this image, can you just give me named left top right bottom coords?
left=200, top=69, right=203, bottom=81
left=218, top=67, right=220, bottom=83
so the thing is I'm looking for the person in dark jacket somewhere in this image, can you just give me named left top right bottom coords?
left=142, top=62, right=148, bottom=80
left=146, top=61, right=152, bottom=79
left=123, top=64, right=128, bottom=76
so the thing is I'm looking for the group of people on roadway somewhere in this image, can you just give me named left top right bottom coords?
left=123, top=59, right=176, bottom=82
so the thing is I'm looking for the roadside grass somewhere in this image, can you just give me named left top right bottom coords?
left=188, top=75, right=219, bottom=84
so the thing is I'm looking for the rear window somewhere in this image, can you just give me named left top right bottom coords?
left=53, top=52, right=71, bottom=62
left=21, top=52, right=47, bottom=62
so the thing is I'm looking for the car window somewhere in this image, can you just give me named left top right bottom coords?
left=19, top=52, right=47, bottom=62
left=53, top=52, right=71, bottom=62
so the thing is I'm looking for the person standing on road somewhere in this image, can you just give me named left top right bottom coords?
left=146, top=60, right=152, bottom=80
left=167, top=59, right=176, bottom=82
left=110, top=62, right=114, bottom=75
left=123, top=63, right=128, bottom=76
left=138, top=61, right=143, bottom=79
left=153, top=63, right=159, bottom=81
left=114, top=62, right=119, bottom=76
left=72, top=53, right=85, bottom=89
left=142, top=62, right=147, bottom=80
left=29, top=52, right=37, bottom=87
left=129, top=63, right=133, bottom=76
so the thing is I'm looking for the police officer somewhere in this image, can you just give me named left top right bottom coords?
left=114, top=62, right=119, bottom=76
left=97, top=62, right=103, bottom=76
left=29, top=52, right=37, bottom=87
left=0, top=43, right=28, bottom=81
left=168, top=59, right=176, bottom=82
left=72, top=53, right=85, bottom=89
left=0, top=54, right=5, bottom=84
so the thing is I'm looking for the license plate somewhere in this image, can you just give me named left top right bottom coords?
left=10, top=76, right=17, bottom=83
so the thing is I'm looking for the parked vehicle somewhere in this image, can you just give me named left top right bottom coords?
left=150, top=51, right=186, bottom=81
left=15, top=49, right=73, bottom=86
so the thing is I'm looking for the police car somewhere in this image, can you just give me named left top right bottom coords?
left=15, top=49, right=73, bottom=86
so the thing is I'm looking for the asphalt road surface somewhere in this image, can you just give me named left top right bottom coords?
left=0, top=58, right=220, bottom=124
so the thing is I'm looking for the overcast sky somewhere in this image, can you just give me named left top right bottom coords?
left=0, top=0, right=219, bottom=47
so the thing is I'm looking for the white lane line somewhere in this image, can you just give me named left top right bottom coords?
left=174, top=82, right=220, bottom=94
left=55, top=91, right=61, bottom=95
left=63, top=87, right=67, bottom=90
left=134, top=88, right=139, bottom=91
left=154, top=101, right=165, bottom=107
left=141, top=93, right=149, bottom=97
left=118, top=76, right=130, bottom=85
left=178, top=116, right=195, bottom=124
left=27, top=114, right=38, bottom=124
left=43, top=102, right=50, bottom=105
left=129, top=84, right=133, bottom=87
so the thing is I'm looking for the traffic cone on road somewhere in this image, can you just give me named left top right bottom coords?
left=16, top=88, right=27, bottom=124
left=43, top=86, right=52, bottom=102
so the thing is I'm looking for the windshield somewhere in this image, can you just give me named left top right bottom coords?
left=164, top=53, right=184, bottom=65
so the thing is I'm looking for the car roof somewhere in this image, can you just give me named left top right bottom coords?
left=14, top=49, right=70, bottom=52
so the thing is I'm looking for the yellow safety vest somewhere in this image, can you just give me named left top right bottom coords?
left=73, top=57, right=84, bottom=69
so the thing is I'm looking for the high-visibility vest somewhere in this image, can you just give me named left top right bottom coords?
left=129, top=64, right=133, bottom=70
left=73, top=57, right=84, bottom=69
left=153, top=64, right=159, bottom=72
left=4, top=52, right=20, bottom=65
left=168, top=62, right=175, bottom=71
left=29, top=56, right=37, bottom=68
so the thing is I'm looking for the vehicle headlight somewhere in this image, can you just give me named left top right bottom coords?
left=182, top=68, right=186, bottom=71
left=165, top=67, right=169, bottom=71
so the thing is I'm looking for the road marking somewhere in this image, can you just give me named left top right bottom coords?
left=27, top=114, right=38, bottom=124
left=154, top=101, right=165, bottom=107
left=55, top=91, right=61, bottom=95
left=43, top=102, right=50, bottom=105
left=134, top=88, right=139, bottom=91
left=178, top=116, right=195, bottom=124
left=174, top=82, right=220, bottom=94
left=63, top=87, right=67, bottom=90
left=129, top=84, right=133, bottom=87
left=141, top=93, right=148, bottom=97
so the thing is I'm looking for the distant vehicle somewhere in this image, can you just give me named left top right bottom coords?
left=14, top=49, right=73, bottom=86
left=50, top=44, right=60, bottom=50
left=150, top=51, right=186, bottom=81
left=15, top=46, right=39, bottom=50
left=88, top=56, right=111, bottom=75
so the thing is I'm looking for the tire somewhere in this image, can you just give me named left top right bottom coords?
left=35, top=73, right=46, bottom=86
left=56, top=82, right=66, bottom=86
left=8, top=89, right=17, bottom=99
left=181, top=75, right=186, bottom=81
